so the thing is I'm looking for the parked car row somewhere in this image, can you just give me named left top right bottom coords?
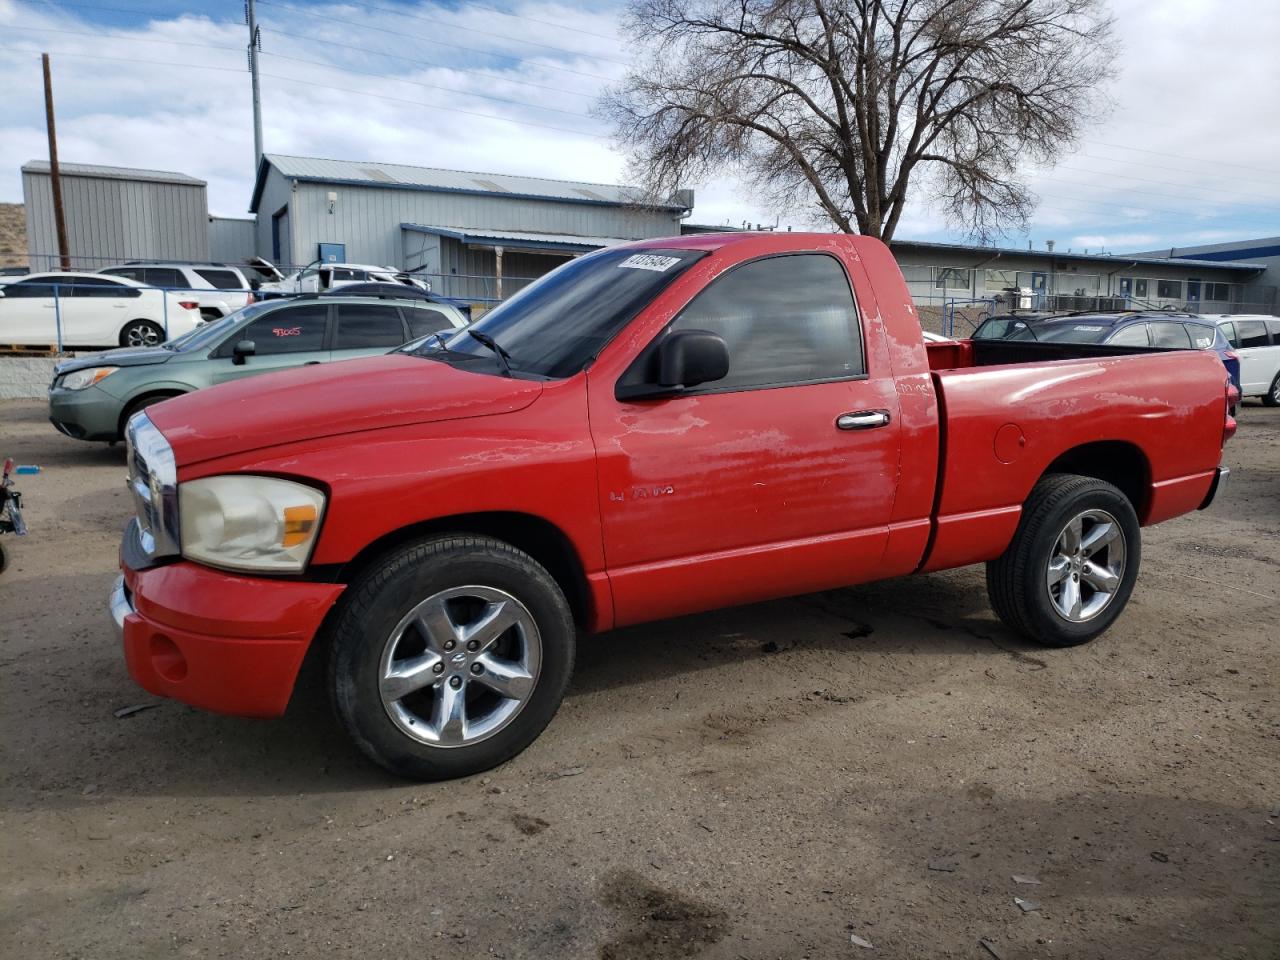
left=48, top=292, right=470, bottom=442
left=973, top=309, right=1280, bottom=405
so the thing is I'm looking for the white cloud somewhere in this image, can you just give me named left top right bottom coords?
left=1, top=0, right=1277, bottom=249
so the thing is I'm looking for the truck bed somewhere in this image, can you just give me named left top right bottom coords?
left=917, top=343, right=1230, bottom=574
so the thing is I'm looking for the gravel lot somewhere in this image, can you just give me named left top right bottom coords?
left=1, top=397, right=1277, bottom=960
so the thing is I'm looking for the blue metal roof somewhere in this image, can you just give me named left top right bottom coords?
left=890, top=238, right=1266, bottom=273
left=401, top=224, right=626, bottom=253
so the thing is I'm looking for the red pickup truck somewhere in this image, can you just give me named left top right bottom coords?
left=111, top=233, right=1236, bottom=780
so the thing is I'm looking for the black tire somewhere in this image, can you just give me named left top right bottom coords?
left=118, top=393, right=180, bottom=438
left=1263, top=372, right=1280, bottom=407
left=986, top=474, right=1141, bottom=647
left=328, top=535, right=576, bottom=780
left=119, top=319, right=165, bottom=348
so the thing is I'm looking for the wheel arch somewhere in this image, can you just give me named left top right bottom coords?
left=1040, top=440, right=1151, bottom=520
left=333, top=511, right=594, bottom=630
left=116, top=388, right=188, bottom=437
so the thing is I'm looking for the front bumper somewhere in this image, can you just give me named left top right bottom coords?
left=1197, top=466, right=1230, bottom=511
left=111, top=559, right=345, bottom=718
left=49, top=387, right=125, bottom=441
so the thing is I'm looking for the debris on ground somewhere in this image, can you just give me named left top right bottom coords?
left=849, top=933, right=874, bottom=948
left=545, top=766, right=586, bottom=780
left=1011, top=874, right=1042, bottom=885
left=1014, top=897, right=1041, bottom=913
left=760, top=641, right=780, bottom=653
left=112, top=703, right=160, bottom=719
left=927, top=860, right=958, bottom=872
left=1150, top=851, right=1170, bottom=863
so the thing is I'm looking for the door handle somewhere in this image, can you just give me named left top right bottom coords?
left=836, top=410, right=891, bottom=430
left=303, top=361, right=322, bottom=365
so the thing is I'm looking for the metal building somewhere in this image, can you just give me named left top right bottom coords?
left=207, top=215, right=256, bottom=264
left=21, top=161, right=209, bottom=270
left=249, top=154, right=694, bottom=300
left=889, top=238, right=1268, bottom=319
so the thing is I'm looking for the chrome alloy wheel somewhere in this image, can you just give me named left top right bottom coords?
left=1046, top=509, right=1126, bottom=622
left=378, top=585, right=541, bottom=747
left=125, top=324, right=161, bottom=347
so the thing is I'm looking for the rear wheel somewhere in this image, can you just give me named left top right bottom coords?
left=328, top=535, right=576, bottom=780
left=120, top=319, right=165, bottom=348
left=1263, top=372, right=1280, bottom=407
left=987, top=475, right=1141, bottom=647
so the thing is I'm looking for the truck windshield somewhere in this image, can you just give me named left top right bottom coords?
left=407, top=247, right=706, bottom=378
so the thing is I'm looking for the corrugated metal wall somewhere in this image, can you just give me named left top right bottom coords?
left=269, top=174, right=682, bottom=271
left=208, top=216, right=256, bottom=263
left=22, top=170, right=209, bottom=269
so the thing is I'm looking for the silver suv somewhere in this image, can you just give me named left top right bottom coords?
left=99, top=263, right=254, bottom=322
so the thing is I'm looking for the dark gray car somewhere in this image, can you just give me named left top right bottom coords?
left=48, top=294, right=468, bottom=441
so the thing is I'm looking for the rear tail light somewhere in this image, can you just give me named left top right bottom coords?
left=1223, top=350, right=1238, bottom=363
left=246, top=291, right=256, bottom=304
left=178, top=300, right=199, bottom=311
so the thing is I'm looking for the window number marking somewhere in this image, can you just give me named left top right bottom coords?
left=272, top=326, right=303, bottom=337
left=618, top=254, right=682, bottom=272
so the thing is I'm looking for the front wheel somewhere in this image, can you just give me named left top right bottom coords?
left=1263, top=372, right=1280, bottom=407
left=987, top=475, right=1141, bottom=647
left=328, top=535, right=576, bottom=780
left=120, top=319, right=165, bottom=348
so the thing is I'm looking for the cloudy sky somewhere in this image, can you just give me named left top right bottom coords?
left=1, top=0, right=1277, bottom=253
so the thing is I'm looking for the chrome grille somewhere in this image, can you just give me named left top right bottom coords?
left=125, top=413, right=180, bottom=558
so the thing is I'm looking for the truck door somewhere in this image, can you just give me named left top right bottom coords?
left=588, top=252, right=903, bottom=626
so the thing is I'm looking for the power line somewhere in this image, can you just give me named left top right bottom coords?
left=1046, top=162, right=1280, bottom=206
left=0, top=45, right=610, bottom=139
left=339, top=0, right=622, bottom=46
left=1083, top=138, right=1278, bottom=177
left=262, top=24, right=595, bottom=100
left=262, top=49, right=595, bottom=120
left=2, top=23, right=605, bottom=120
left=257, top=0, right=629, bottom=67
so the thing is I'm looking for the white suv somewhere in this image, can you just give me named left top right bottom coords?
left=99, top=263, right=254, bottom=322
left=0, top=272, right=201, bottom=348
left=1207, top=315, right=1280, bottom=406
left=258, top=262, right=430, bottom=296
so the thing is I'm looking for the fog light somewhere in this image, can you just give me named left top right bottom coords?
left=149, top=633, right=188, bottom=682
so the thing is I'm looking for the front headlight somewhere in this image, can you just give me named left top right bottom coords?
left=62, top=367, right=119, bottom=390
left=179, top=475, right=326, bottom=573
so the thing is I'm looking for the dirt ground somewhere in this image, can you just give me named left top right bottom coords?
left=1, top=397, right=1277, bottom=960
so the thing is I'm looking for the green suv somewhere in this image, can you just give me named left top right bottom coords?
left=48, top=294, right=468, bottom=442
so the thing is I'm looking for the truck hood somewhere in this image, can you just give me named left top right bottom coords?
left=148, top=354, right=544, bottom=465
left=55, top=345, right=173, bottom=374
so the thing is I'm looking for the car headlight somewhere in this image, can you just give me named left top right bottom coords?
left=179, top=475, right=326, bottom=573
left=62, top=367, right=119, bottom=390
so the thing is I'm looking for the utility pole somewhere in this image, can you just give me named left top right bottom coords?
left=41, top=53, right=71, bottom=271
left=246, top=0, right=263, bottom=174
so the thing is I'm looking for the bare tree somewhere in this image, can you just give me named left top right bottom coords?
left=598, top=0, right=1117, bottom=240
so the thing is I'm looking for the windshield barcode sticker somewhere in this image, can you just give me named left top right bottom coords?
left=618, top=254, right=682, bottom=272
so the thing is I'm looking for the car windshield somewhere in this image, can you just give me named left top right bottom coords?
left=164, top=302, right=274, bottom=352
left=406, top=247, right=706, bottom=378
left=973, top=316, right=1039, bottom=341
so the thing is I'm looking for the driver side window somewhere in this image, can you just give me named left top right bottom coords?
left=669, top=254, right=865, bottom=392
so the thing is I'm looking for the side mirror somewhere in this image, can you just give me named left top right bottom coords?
left=232, top=339, right=256, bottom=365
left=657, top=329, right=730, bottom=389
